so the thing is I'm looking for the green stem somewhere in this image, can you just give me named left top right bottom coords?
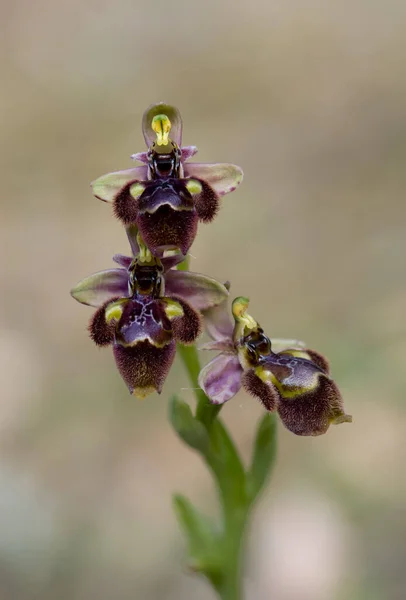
left=177, top=338, right=222, bottom=428
left=178, top=341, right=246, bottom=600
left=175, top=256, right=260, bottom=600
left=220, top=519, right=246, bottom=600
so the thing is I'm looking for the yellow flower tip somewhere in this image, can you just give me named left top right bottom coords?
left=132, top=386, right=156, bottom=400
left=130, top=182, right=146, bottom=200
left=185, top=179, right=203, bottom=195
left=332, top=413, right=353, bottom=425
left=232, top=296, right=257, bottom=329
left=152, top=114, right=172, bottom=146
left=232, top=296, right=250, bottom=319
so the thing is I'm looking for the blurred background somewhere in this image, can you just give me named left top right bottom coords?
left=1, top=0, right=405, bottom=598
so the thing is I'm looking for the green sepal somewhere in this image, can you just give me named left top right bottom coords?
left=169, top=395, right=210, bottom=455
left=91, top=167, right=146, bottom=202
left=246, top=413, right=277, bottom=502
left=173, top=493, right=223, bottom=583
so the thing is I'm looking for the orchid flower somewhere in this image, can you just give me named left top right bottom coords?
left=71, top=230, right=228, bottom=398
left=91, top=103, right=243, bottom=255
left=199, top=298, right=352, bottom=436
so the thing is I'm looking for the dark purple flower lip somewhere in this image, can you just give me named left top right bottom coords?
left=137, top=179, right=195, bottom=215
left=199, top=297, right=352, bottom=436
left=114, top=342, right=176, bottom=398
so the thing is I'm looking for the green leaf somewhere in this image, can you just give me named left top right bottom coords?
left=169, top=395, right=210, bottom=455
left=247, top=413, right=277, bottom=501
left=207, top=419, right=247, bottom=512
left=173, top=494, right=223, bottom=581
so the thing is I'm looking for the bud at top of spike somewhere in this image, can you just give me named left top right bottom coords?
left=152, top=114, right=172, bottom=148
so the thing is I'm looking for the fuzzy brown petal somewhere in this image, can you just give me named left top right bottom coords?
left=88, top=298, right=120, bottom=346
left=113, top=340, right=176, bottom=398
left=169, top=296, right=202, bottom=345
left=113, top=183, right=139, bottom=225
left=137, top=205, right=198, bottom=256
left=192, top=179, right=220, bottom=223
left=241, top=369, right=278, bottom=412
left=277, top=374, right=351, bottom=436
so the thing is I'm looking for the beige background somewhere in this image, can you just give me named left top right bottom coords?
left=1, top=0, right=405, bottom=598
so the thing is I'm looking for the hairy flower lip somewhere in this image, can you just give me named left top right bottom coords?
left=113, top=341, right=176, bottom=398
left=137, top=180, right=195, bottom=215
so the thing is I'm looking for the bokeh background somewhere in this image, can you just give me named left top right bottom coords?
left=1, top=0, right=406, bottom=598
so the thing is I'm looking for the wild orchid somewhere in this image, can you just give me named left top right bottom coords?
left=91, top=103, right=243, bottom=255
left=199, top=297, right=352, bottom=436
left=71, top=229, right=228, bottom=398
left=72, top=102, right=351, bottom=600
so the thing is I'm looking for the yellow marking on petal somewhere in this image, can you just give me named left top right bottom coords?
left=132, top=386, right=156, bottom=400
left=255, top=367, right=272, bottom=384
left=280, top=350, right=312, bottom=361
left=185, top=179, right=203, bottom=195
left=152, top=114, right=171, bottom=146
left=255, top=366, right=320, bottom=398
left=163, top=299, right=184, bottom=320
left=105, top=300, right=126, bottom=323
left=130, top=182, right=146, bottom=200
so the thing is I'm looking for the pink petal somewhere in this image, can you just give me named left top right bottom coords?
left=91, top=166, right=148, bottom=203
left=164, top=270, right=228, bottom=311
left=131, top=151, right=149, bottom=164
left=70, top=269, right=128, bottom=307
left=198, top=353, right=242, bottom=404
left=199, top=339, right=235, bottom=353
left=112, top=254, right=132, bottom=268
left=202, top=301, right=234, bottom=342
left=184, top=163, right=243, bottom=197
left=181, top=146, right=198, bottom=162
